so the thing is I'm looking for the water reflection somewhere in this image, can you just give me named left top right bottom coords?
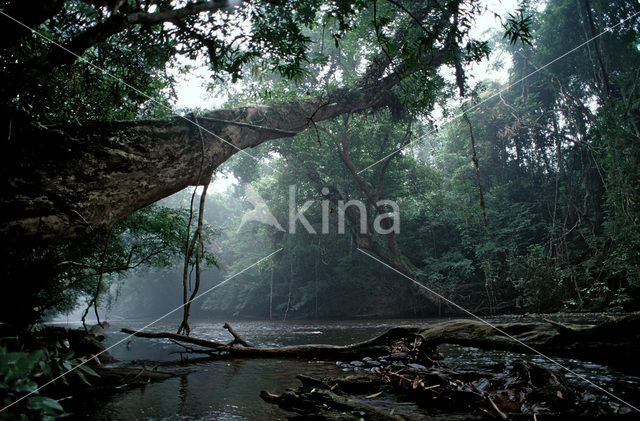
left=71, top=359, right=344, bottom=420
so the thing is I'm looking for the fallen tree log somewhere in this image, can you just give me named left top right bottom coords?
left=411, top=313, right=640, bottom=371
left=122, top=313, right=640, bottom=371
left=121, top=328, right=229, bottom=349
left=121, top=325, right=426, bottom=359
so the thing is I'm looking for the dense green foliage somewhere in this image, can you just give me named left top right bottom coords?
left=114, top=0, right=640, bottom=319
left=0, top=0, right=369, bottom=121
left=0, top=340, right=99, bottom=420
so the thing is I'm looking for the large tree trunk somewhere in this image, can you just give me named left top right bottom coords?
left=1, top=0, right=457, bottom=248
left=0, top=72, right=406, bottom=245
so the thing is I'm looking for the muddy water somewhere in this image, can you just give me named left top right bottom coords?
left=62, top=316, right=640, bottom=420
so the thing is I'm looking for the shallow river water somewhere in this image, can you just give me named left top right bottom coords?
left=54, top=317, right=640, bottom=420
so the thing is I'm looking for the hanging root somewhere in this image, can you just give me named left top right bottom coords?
left=82, top=231, right=112, bottom=331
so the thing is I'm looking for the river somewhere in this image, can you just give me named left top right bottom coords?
left=54, top=316, right=640, bottom=420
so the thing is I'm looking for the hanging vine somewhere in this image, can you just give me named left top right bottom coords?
left=177, top=115, right=214, bottom=336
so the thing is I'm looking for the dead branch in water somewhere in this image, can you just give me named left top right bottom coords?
left=223, top=322, right=252, bottom=347
left=121, top=324, right=425, bottom=359
left=123, top=314, right=640, bottom=371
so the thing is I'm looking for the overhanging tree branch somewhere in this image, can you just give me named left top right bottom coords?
left=1, top=1, right=464, bottom=245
